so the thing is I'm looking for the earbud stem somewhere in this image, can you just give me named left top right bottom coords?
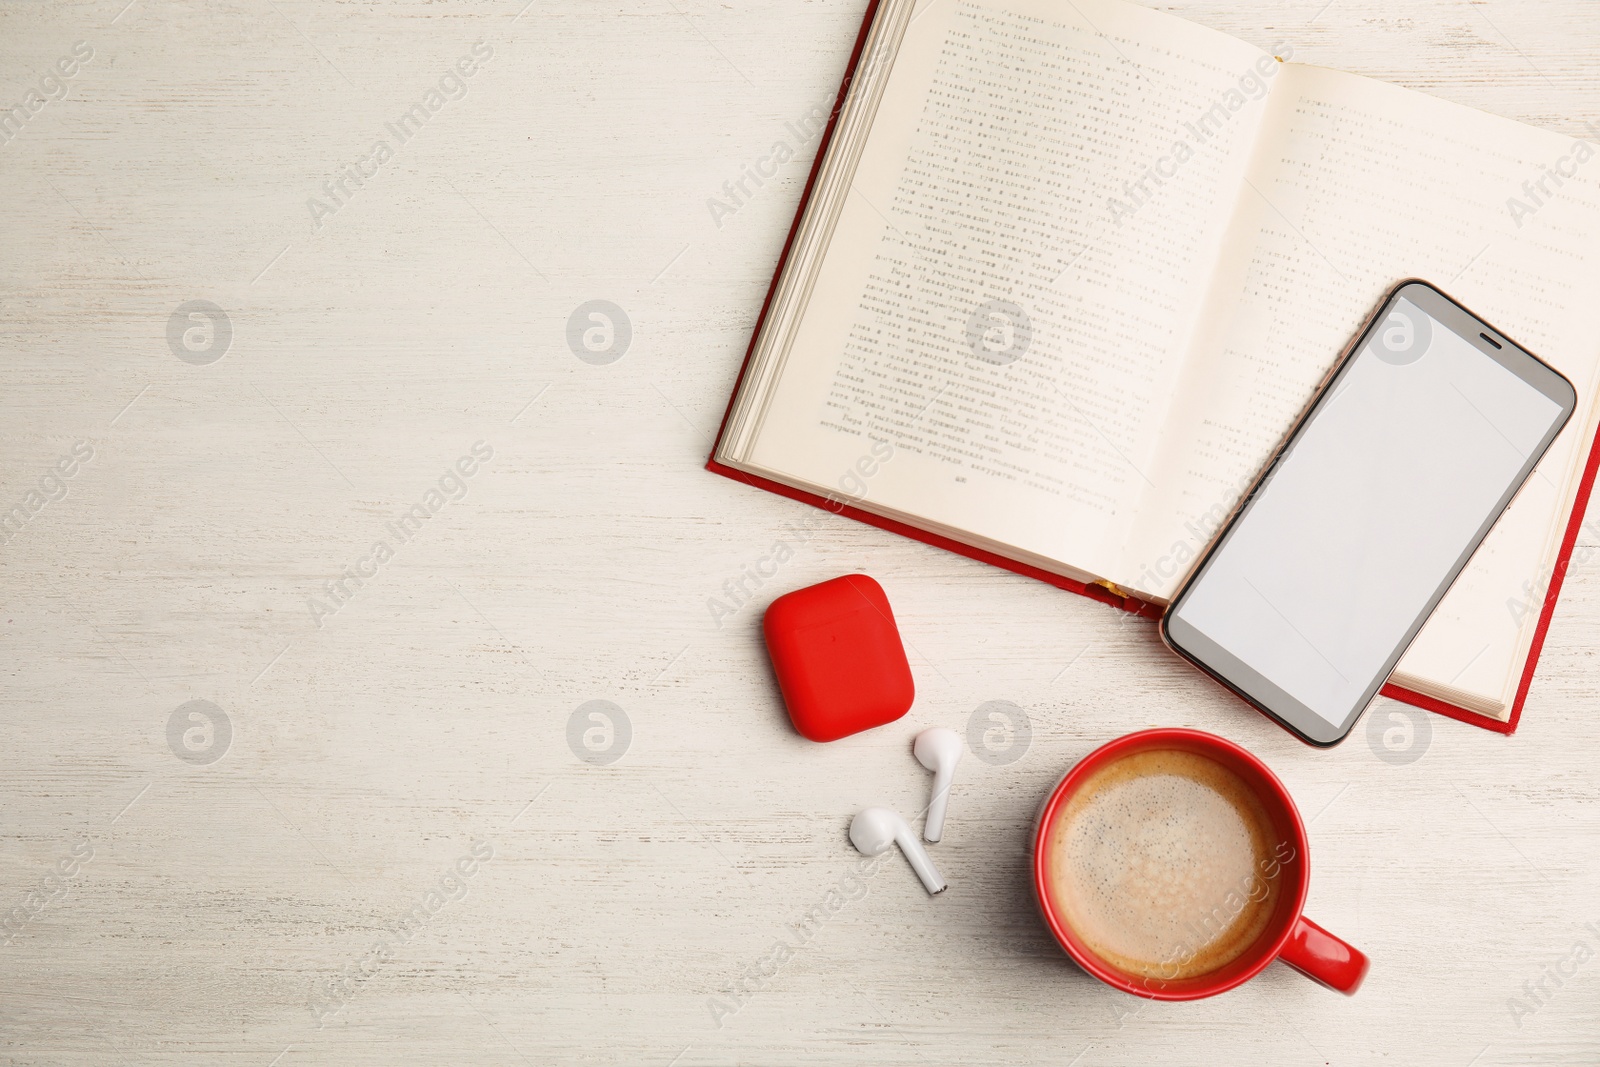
left=896, top=829, right=947, bottom=895
left=924, top=768, right=952, bottom=843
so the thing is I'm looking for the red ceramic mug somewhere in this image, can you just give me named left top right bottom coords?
left=1031, top=728, right=1368, bottom=999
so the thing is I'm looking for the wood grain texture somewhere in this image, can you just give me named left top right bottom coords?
left=1, top=0, right=1598, bottom=1063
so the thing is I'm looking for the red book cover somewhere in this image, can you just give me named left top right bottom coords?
left=705, top=0, right=1599, bottom=735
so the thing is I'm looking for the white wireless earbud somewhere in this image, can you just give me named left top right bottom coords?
left=849, top=806, right=946, bottom=895
left=913, top=727, right=963, bottom=843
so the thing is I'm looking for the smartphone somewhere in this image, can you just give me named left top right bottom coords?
left=1161, top=280, right=1577, bottom=746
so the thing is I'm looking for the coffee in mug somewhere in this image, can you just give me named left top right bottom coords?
left=1040, top=748, right=1293, bottom=982
left=1031, top=729, right=1368, bottom=999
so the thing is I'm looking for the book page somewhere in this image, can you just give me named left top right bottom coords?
left=1120, top=63, right=1600, bottom=714
left=737, top=0, right=1276, bottom=580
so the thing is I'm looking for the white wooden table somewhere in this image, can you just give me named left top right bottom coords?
left=3, top=0, right=1598, bottom=1062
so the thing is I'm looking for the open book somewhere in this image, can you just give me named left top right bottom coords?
left=711, top=0, right=1600, bottom=729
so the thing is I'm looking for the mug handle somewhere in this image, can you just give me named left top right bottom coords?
left=1278, top=916, right=1369, bottom=994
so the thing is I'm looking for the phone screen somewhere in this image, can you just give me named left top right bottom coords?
left=1163, top=283, right=1575, bottom=745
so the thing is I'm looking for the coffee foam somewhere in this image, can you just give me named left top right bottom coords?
left=1044, top=749, right=1290, bottom=982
